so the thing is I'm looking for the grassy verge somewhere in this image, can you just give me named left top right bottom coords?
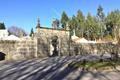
left=68, top=59, right=120, bottom=70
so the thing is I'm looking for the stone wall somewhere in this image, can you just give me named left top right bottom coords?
left=70, top=42, right=120, bottom=56
left=16, top=38, right=37, bottom=59
left=0, top=40, right=17, bottom=60
left=0, top=38, right=37, bottom=60
left=0, top=38, right=119, bottom=60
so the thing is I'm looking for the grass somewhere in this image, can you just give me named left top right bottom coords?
left=68, top=59, right=120, bottom=70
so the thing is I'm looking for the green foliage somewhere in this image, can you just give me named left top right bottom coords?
left=76, top=10, right=85, bottom=37
left=67, top=15, right=78, bottom=36
left=0, top=23, right=6, bottom=29
left=104, top=34, right=113, bottom=41
left=97, top=5, right=105, bottom=38
left=105, top=9, right=120, bottom=39
left=59, top=5, right=120, bottom=40
left=29, top=28, right=34, bottom=37
left=71, top=15, right=77, bottom=29
left=68, top=60, right=120, bottom=70
left=61, top=11, right=69, bottom=29
left=85, top=13, right=100, bottom=40
left=106, top=10, right=120, bottom=26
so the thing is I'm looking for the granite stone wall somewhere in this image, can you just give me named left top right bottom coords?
left=16, top=38, right=37, bottom=59
left=70, top=42, right=120, bottom=56
left=0, top=40, right=17, bottom=60
left=0, top=38, right=37, bottom=60
left=0, top=38, right=119, bottom=60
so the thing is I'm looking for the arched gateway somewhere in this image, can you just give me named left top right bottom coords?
left=34, top=18, right=70, bottom=57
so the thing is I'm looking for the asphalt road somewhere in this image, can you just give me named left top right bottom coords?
left=0, top=56, right=120, bottom=80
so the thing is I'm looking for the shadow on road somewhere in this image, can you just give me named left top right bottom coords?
left=0, top=56, right=120, bottom=80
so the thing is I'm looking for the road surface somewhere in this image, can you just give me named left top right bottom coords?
left=0, top=56, right=120, bottom=80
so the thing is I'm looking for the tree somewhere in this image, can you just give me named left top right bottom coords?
left=97, top=5, right=105, bottom=38
left=8, top=26, right=28, bottom=37
left=85, top=13, right=100, bottom=40
left=68, top=15, right=78, bottom=36
left=29, top=28, right=34, bottom=37
left=76, top=10, right=85, bottom=37
left=97, top=5, right=105, bottom=22
left=71, top=15, right=78, bottom=30
left=0, top=23, right=6, bottom=29
left=61, top=11, right=69, bottom=29
left=67, top=15, right=78, bottom=38
left=105, top=9, right=120, bottom=39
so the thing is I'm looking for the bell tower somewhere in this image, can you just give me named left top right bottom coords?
left=36, top=18, right=41, bottom=33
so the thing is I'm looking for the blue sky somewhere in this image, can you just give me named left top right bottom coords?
left=0, top=0, right=120, bottom=33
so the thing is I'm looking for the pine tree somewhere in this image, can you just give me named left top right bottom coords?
left=85, top=13, right=100, bottom=40
left=106, top=9, right=120, bottom=39
left=97, top=5, right=105, bottom=38
left=61, top=11, right=69, bottom=29
left=29, top=28, right=34, bottom=37
left=0, top=23, right=6, bottom=29
left=76, top=10, right=85, bottom=37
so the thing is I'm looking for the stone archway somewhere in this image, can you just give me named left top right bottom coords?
left=50, top=35, right=59, bottom=57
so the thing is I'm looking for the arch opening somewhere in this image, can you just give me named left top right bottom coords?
left=0, top=52, right=6, bottom=61
left=50, top=36, right=59, bottom=57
